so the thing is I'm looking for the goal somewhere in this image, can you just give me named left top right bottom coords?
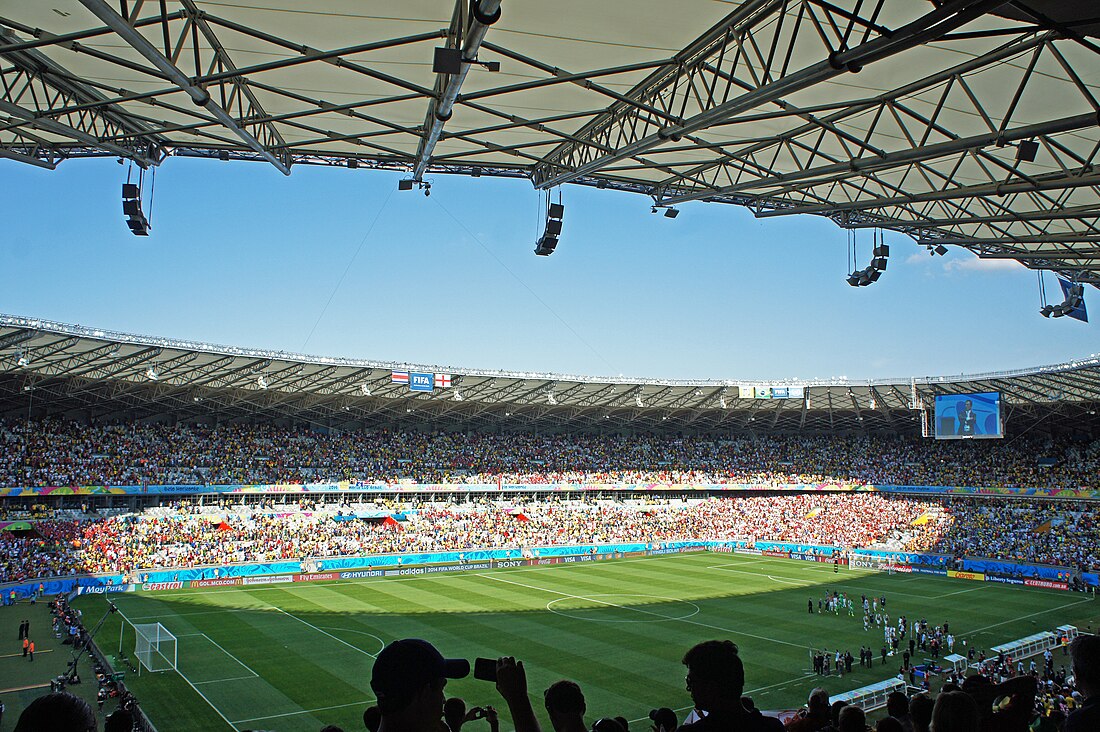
left=127, top=622, right=177, bottom=673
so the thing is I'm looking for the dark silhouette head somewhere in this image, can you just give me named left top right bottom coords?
left=682, top=640, right=745, bottom=713
left=14, top=692, right=97, bottom=732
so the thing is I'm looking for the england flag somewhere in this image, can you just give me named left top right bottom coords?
left=435, top=373, right=452, bottom=388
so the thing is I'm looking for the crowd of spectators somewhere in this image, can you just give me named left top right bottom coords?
left=0, top=494, right=938, bottom=579
left=4, top=418, right=1100, bottom=582
left=4, top=493, right=1100, bottom=582
left=1, top=418, right=1098, bottom=488
left=917, top=497, right=1100, bottom=571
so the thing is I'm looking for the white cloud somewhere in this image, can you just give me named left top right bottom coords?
left=943, top=257, right=1024, bottom=272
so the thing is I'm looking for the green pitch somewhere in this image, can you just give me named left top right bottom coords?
left=74, top=553, right=1100, bottom=732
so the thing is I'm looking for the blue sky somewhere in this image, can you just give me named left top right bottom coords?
left=1, top=157, right=1095, bottom=381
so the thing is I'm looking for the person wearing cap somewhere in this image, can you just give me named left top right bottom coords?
left=372, top=639, right=471, bottom=732
left=678, top=640, right=780, bottom=732
left=371, top=640, right=541, bottom=732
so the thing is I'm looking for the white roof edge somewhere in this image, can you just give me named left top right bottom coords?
left=3, top=313, right=1097, bottom=389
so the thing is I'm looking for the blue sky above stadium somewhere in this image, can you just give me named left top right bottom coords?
left=1, top=157, right=1095, bottom=381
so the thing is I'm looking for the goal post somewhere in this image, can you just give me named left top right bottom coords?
left=120, top=619, right=177, bottom=674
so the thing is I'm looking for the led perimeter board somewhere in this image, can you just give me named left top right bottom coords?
left=934, top=392, right=1003, bottom=440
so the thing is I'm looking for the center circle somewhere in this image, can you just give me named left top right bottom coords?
left=546, top=593, right=700, bottom=623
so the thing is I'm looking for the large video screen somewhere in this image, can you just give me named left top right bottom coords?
left=934, top=392, right=1003, bottom=440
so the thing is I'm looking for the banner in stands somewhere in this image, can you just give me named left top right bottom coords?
left=947, top=570, right=984, bottom=581
left=985, top=575, right=1025, bottom=586
left=75, top=584, right=134, bottom=595
left=851, top=557, right=911, bottom=573
left=875, top=485, right=1100, bottom=500
left=851, top=550, right=950, bottom=567
left=241, top=575, right=293, bottom=586
left=911, top=567, right=948, bottom=577
left=0, top=481, right=878, bottom=496
left=190, top=578, right=242, bottom=588
left=960, top=558, right=1074, bottom=583
left=3, top=483, right=1100, bottom=498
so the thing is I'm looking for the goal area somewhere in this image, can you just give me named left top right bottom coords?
left=119, top=620, right=177, bottom=674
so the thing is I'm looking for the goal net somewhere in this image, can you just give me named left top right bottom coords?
left=132, top=622, right=177, bottom=673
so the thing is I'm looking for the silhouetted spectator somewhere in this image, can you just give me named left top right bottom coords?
left=364, top=705, right=382, bottom=732
left=786, top=688, right=830, bottom=732
left=371, top=639, right=470, bottom=732
left=545, top=681, right=587, bottom=732
left=837, top=706, right=866, bottom=732
left=930, top=691, right=978, bottom=732
left=678, top=640, right=777, bottom=732
left=650, top=708, right=677, bottom=732
left=886, top=691, right=914, bottom=732
left=1066, top=635, right=1100, bottom=732
left=14, top=692, right=96, bottom=732
left=445, top=697, right=468, bottom=732
left=909, top=693, right=933, bottom=732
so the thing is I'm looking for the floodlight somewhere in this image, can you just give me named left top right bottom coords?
left=398, top=179, right=415, bottom=191
left=664, top=207, right=679, bottom=218
left=934, top=244, right=948, bottom=256
left=348, top=158, right=359, bottom=169
left=218, top=150, right=230, bottom=161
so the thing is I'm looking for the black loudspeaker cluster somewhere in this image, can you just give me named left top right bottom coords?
left=847, top=243, right=888, bottom=287
left=1040, top=283, right=1084, bottom=318
left=535, top=202, right=564, bottom=256
left=122, top=183, right=150, bottom=236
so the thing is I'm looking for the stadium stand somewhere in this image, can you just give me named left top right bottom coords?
left=1, top=419, right=1098, bottom=489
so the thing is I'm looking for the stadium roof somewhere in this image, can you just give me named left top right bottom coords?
left=2, top=314, right=1099, bottom=435
left=2, top=2, right=1100, bottom=284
